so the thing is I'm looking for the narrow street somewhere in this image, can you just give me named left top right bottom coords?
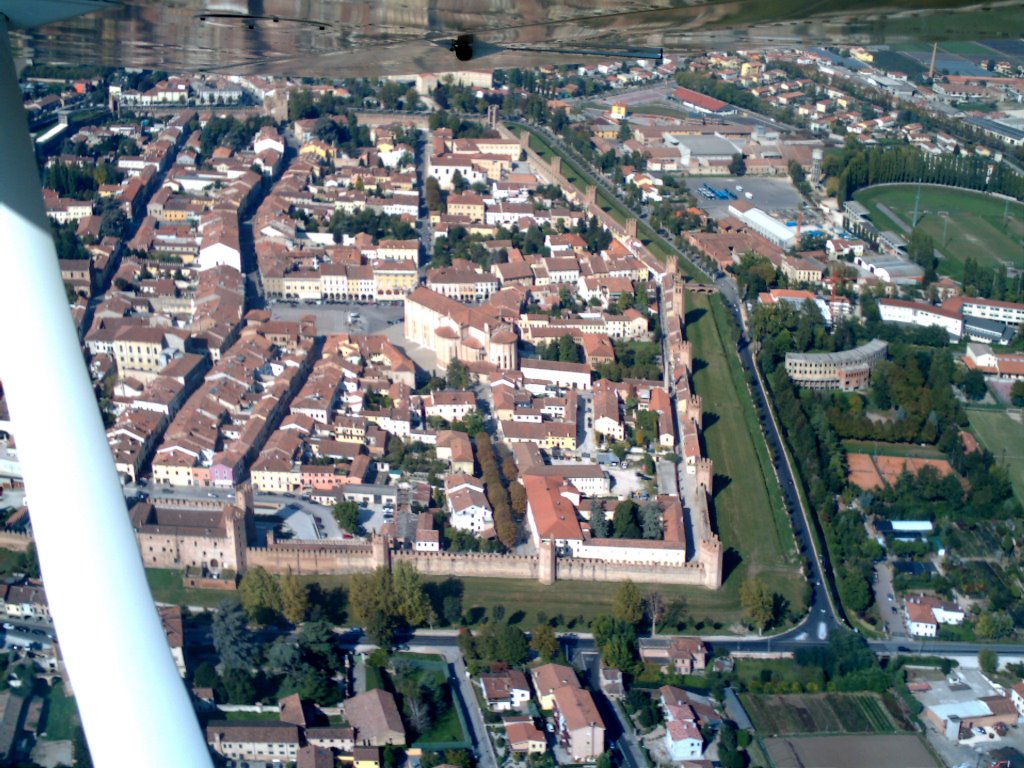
left=578, top=650, right=644, bottom=768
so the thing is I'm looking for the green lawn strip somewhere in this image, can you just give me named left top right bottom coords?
left=145, top=568, right=233, bottom=608
left=709, top=296, right=794, bottom=560
left=937, top=40, right=1003, bottom=56
left=39, top=682, right=79, bottom=741
left=686, top=293, right=804, bottom=613
left=0, top=548, right=25, bottom=576
left=395, top=652, right=446, bottom=663
left=734, top=658, right=825, bottom=689
left=414, top=703, right=468, bottom=746
left=842, top=440, right=945, bottom=458
left=879, top=8, right=1024, bottom=42
left=632, top=104, right=692, bottom=119
left=366, top=664, right=386, bottom=691
left=967, top=408, right=1024, bottom=504
left=300, top=572, right=749, bottom=632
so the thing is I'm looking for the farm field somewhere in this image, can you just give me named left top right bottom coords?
left=742, top=692, right=902, bottom=735
left=967, top=408, right=1024, bottom=503
left=854, top=185, right=1024, bottom=281
left=764, top=734, right=938, bottom=768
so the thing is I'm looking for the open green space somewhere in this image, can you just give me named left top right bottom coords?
left=40, top=682, right=79, bottom=741
left=145, top=569, right=236, bottom=608
left=424, top=577, right=718, bottom=629
left=302, top=571, right=756, bottom=631
left=686, top=293, right=804, bottom=614
left=732, top=658, right=826, bottom=690
left=742, top=693, right=901, bottom=735
left=146, top=565, right=754, bottom=628
left=854, top=185, right=1024, bottom=281
left=0, top=548, right=26, bottom=577
left=366, top=664, right=386, bottom=691
left=879, top=10, right=1024, bottom=43
left=632, top=103, right=692, bottom=119
left=967, top=408, right=1024, bottom=503
left=414, top=704, right=466, bottom=746
left=841, top=440, right=945, bottom=458
left=939, top=41, right=996, bottom=56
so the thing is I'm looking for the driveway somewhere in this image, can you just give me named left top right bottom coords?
left=874, top=561, right=906, bottom=638
left=408, top=642, right=499, bottom=768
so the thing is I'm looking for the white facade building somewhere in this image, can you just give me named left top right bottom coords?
left=878, top=299, right=963, bottom=339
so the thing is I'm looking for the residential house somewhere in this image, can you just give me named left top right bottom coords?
left=552, top=685, right=606, bottom=762
left=504, top=716, right=547, bottom=754
left=344, top=689, right=406, bottom=746
left=639, top=637, right=708, bottom=675
left=481, top=670, right=531, bottom=712
left=531, top=663, right=579, bottom=710
left=660, top=686, right=705, bottom=761
left=206, top=722, right=301, bottom=763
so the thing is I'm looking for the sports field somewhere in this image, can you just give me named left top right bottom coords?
left=854, top=185, right=1024, bottom=281
left=742, top=693, right=901, bottom=735
left=846, top=453, right=955, bottom=491
left=967, top=408, right=1024, bottom=503
left=686, top=293, right=804, bottom=612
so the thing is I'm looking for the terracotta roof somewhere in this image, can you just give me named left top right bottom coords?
left=205, top=721, right=301, bottom=744
left=531, top=663, right=579, bottom=696
left=343, top=689, right=405, bottom=743
left=553, top=686, right=605, bottom=731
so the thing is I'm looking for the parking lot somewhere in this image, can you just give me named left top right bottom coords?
left=607, top=467, right=647, bottom=500
left=687, top=176, right=807, bottom=219
left=360, top=502, right=396, bottom=535
left=266, top=300, right=404, bottom=335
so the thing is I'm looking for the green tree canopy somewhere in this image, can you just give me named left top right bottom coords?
left=239, top=566, right=282, bottom=625
left=280, top=567, right=309, bottom=624
left=740, top=578, right=776, bottom=632
left=613, top=579, right=645, bottom=625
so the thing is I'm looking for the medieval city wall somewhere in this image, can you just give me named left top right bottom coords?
left=244, top=537, right=721, bottom=587
left=245, top=542, right=376, bottom=575
left=556, top=557, right=710, bottom=587
left=393, top=550, right=541, bottom=580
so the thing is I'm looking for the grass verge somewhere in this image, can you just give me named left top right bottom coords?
left=145, top=569, right=233, bottom=608
left=686, top=293, right=804, bottom=617
left=40, top=682, right=79, bottom=741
